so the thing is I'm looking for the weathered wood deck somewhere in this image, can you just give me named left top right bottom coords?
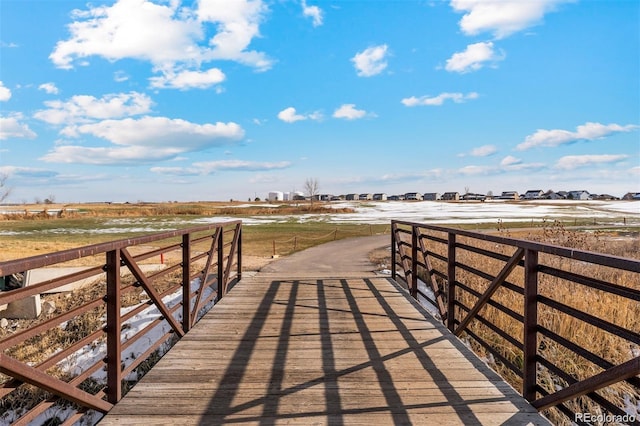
left=101, top=272, right=549, bottom=425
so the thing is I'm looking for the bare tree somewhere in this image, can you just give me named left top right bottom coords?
left=0, top=173, right=11, bottom=203
left=304, top=178, right=319, bottom=205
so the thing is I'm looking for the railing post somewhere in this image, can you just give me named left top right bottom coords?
left=182, top=233, right=191, bottom=333
left=523, top=248, right=539, bottom=402
left=391, top=222, right=397, bottom=281
left=447, top=233, right=456, bottom=333
left=411, top=225, right=418, bottom=299
left=105, top=249, right=122, bottom=404
left=237, top=224, right=242, bottom=281
left=217, top=228, right=224, bottom=301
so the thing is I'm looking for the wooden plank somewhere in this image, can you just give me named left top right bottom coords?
left=101, top=275, right=549, bottom=425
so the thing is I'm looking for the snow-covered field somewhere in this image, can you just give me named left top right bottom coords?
left=1, top=200, right=638, bottom=237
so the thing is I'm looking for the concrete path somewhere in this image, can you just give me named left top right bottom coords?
left=259, top=234, right=390, bottom=277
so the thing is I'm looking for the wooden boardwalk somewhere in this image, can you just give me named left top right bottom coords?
left=101, top=272, right=549, bottom=425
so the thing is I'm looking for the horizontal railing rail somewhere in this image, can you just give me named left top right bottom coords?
left=0, top=221, right=241, bottom=424
left=391, top=220, right=640, bottom=425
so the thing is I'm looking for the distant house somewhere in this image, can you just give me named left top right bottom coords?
left=404, top=192, right=423, bottom=201
left=523, top=190, right=544, bottom=199
left=544, top=190, right=565, bottom=200
left=441, top=192, right=460, bottom=201
left=622, top=192, right=640, bottom=200
left=567, top=190, right=590, bottom=200
left=359, top=193, right=373, bottom=201
left=373, top=193, right=387, bottom=201
left=388, top=195, right=405, bottom=201
left=498, top=191, right=519, bottom=200
left=345, top=194, right=359, bottom=201
left=331, top=195, right=345, bottom=201
left=423, top=193, right=441, bottom=201
left=593, top=194, right=619, bottom=200
left=318, top=194, right=333, bottom=201
left=461, top=193, right=485, bottom=201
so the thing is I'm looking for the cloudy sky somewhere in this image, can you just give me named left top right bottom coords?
left=0, top=0, right=638, bottom=203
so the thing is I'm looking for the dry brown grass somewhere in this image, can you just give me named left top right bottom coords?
left=0, top=201, right=354, bottom=221
left=406, top=223, right=639, bottom=425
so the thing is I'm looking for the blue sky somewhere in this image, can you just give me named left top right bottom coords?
left=0, top=0, right=638, bottom=203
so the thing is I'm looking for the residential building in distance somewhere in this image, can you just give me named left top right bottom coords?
left=622, top=192, right=640, bottom=200
left=441, top=192, right=460, bottom=201
left=498, top=191, right=519, bottom=200
left=359, top=193, right=373, bottom=201
left=423, top=193, right=442, bottom=201
left=345, top=194, right=359, bottom=201
left=461, top=193, right=486, bottom=201
left=567, top=190, right=590, bottom=200
left=373, top=193, right=387, bottom=201
left=404, top=192, right=423, bottom=201
left=523, top=190, right=544, bottom=199
left=543, top=190, right=565, bottom=200
left=388, top=195, right=405, bottom=201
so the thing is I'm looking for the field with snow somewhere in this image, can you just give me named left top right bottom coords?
left=1, top=200, right=638, bottom=238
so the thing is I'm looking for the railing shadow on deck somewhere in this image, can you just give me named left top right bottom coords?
left=391, top=220, right=640, bottom=425
left=196, top=277, right=531, bottom=425
left=0, top=221, right=241, bottom=424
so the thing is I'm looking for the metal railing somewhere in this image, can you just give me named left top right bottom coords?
left=391, top=220, right=639, bottom=425
left=0, top=221, right=241, bottom=424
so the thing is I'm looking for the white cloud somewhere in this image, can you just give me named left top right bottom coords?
left=50, top=0, right=271, bottom=87
left=50, top=0, right=202, bottom=69
left=458, top=165, right=492, bottom=175
left=450, top=0, right=569, bottom=39
left=470, top=144, right=497, bottom=157
left=35, top=92, right=153, bottom=126
left=0, top=113, right=37, bottom=140
left=151, top=159, right=291, bottom=176
left=352, top=44, right=389, bottom=77
left=41, top=116, right=244, bottom=164
left=197, top=0, right=271, bottom=70
left=333, top=104, right=368, bottom=120
left=401, top=92, right=479, bottom=107
left=516, top=122, right=639, bottom=150
left=193, top=159, right=291, bottom=173
left=500, top=155, right=521, bottom=166
left=555, top=154, right=629, bottom=170
left=445, top=42, right=504, bottom=73
left=277, top=107, right=322, bottom=123
left=149, top=67, right=225, bottom=89
left=301, top=0, right=323, bottom=27
left=0, top=81, right=11, bottom=101
left=38, top=83, right=60, bottom=94
left=114, top=71, right=130, bottom=82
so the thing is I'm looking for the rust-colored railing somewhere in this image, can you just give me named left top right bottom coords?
left=391, top=220, right=639, bottom=425
left=0, top=221, right=241, bottom=424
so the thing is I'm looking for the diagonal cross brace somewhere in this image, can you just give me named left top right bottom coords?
left=120, top=248, right=185, bottom=338
left=417, top=232, right=448, bottom=319
left=532, top=356, right=640, bottom=411
left=0, top=353, right=113, bottom=413
left=454, top=247, right=525, bottom=336
left=191, top=228, right=221, bottom=326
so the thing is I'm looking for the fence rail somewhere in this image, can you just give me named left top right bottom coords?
left=0, top=221, right=241, bottom=424
left=391, top=220, right=640, bottom=425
